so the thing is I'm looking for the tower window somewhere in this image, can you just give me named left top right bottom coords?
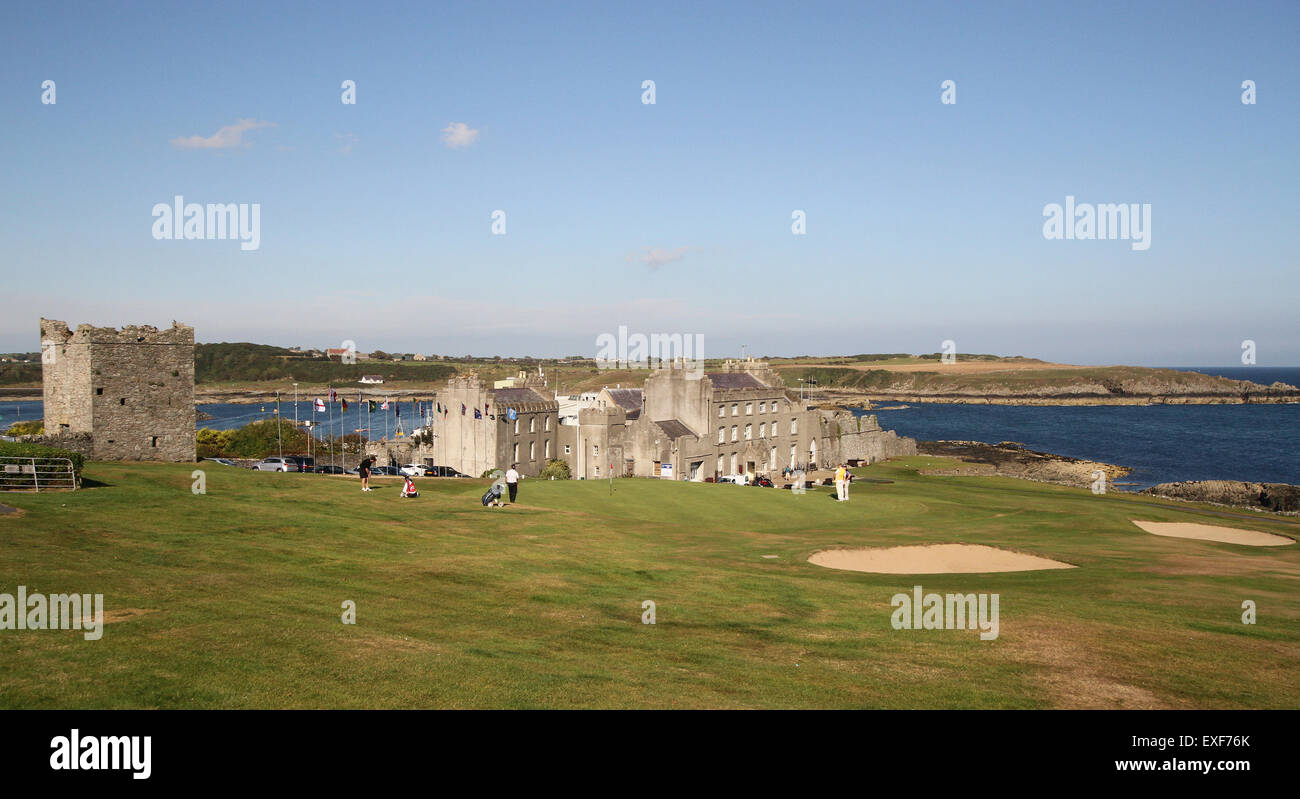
left=120, top=398, right=126, bottom=405
left=96, top=388, right=103, bottom=395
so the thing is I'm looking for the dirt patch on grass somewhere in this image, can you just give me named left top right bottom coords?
left=0, top=504, right=26, bottom=518
left=1131, top=520, right=1295, bottom=547
left=1005, top=623, right=1175, bottom=709
left=809, top=544, right=1075, bottom=574
left=103, top=608, right=157, bottom=624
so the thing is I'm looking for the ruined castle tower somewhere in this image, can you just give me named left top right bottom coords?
left=40, top=319, right=196, bottom=462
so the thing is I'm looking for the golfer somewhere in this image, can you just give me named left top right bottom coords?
left=505, top=463, right=520, bottom=504
left=359, top=455, right=375, bottom=492
left=835, top=463, right=848, bottom=502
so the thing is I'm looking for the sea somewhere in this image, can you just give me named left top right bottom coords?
left=2, top=367, right=1296, bottom=489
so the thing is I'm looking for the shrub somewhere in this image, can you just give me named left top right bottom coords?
left=4, top=420, right=44, bottom=436
left=538, top=459, right=571, bottom=480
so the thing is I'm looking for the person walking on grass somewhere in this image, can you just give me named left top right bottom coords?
left=505, top=463, right=520, bottom=504
left=835, top=462, right=848, bottom=502
left=359, top=455, right=375, bottom=492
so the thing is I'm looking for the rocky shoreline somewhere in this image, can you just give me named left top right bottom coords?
left=917, top=439, right=1300, bottom=515
left=917, top=440, right=1130, bottom=489
left=1142, top=481, right=1300, bottom=514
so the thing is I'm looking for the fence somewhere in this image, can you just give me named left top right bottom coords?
left=0, top=456, right=78, bottom=492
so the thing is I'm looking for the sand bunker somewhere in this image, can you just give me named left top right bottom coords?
left=808, top=544, right=1075, bottom=574
left=1130, top=520, right=1295, bottom=547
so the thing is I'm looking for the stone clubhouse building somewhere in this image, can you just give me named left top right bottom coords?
left=371, top=358, right=915, bottom=481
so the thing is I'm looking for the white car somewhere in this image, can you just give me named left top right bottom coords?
left=253, top=457, right=296, bottom=472
left=718, top=474, right=748, bottom=485
left=399, top=464, right=429, bottom=477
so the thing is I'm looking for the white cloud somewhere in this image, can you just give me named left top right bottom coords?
left=170, top=119, right=276, bottom=150
left=440, top=122, right=480, bottom=149
left=629, top=246, right=689, bottom=269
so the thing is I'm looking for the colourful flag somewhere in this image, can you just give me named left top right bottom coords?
left=329, top=387, right=336, bottom=402
left=367, top=400, right=376, bottom=413
left=341, top=398, right=349, bottom=412
left=314, top=398, right=326, bottom=412
left=507, top=407, right=517, bottom=421
left=474, top=408, right=482, bottom=419
left=381, top=400, right=389, bottom=410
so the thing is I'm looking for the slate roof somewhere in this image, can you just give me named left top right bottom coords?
left=705, top=372, right=768, bottom=390
left=653, top=419, right=697, bottom=440
left=606, top=388, right=643, bottom=419
left=491, top=387, right=554, bottom=407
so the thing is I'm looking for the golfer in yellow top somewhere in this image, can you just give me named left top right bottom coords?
left=835, top=464, right=848, bottom=502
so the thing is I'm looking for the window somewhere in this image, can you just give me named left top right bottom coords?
left=730, top=425, right=738, bottom=442
left=731, top=453, right=738, bottom=473
left=744, top=424, right=752, bottom=440
left=770, top=446, right=777, bottom=467
left=513, top=443, right=519, bottom=462
left=151, top=437, right=158, bottom=447
left=593, top=444, right=599, bottom=457
left=96, top=388, right=103, bottom=396
left=759, top=422, right=766, bottom=438
left=545, top=416, right=550, bottom=431
left=718, top=427, right=725, bottom=444
left=731, top=404, right=738, bottom=416
left=514, top=418, right=519, bottom=435
left=564, top=444, right=571, bottom=455
left=545, top=440, right=551, bottom=458
left=759, top=401, right=765, bottom=413
left=719, top=405, right=725, bottom=418
left=745, top=402, right=753, bottom=415
left=791, top=418, right=797, bottom=435
left=529, top=417, right=535, bottom=433
left=120, top=398, right=126, bottom=405
left=717, top=455, right=724, bottom=474
left=530, top=441, right=536, bottom=461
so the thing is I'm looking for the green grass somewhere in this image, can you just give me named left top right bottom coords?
left=1, top=457, right=1297, bottom=708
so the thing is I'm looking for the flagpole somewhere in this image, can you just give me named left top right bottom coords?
left=276, top=391, right=282, bottom=460
left=328, top=387, right=335, bottom=470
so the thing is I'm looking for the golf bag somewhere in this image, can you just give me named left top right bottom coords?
left=481, top=484, right=503, bottom=506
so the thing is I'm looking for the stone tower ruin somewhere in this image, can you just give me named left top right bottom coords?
left=40, top=318, right=196, bottom=462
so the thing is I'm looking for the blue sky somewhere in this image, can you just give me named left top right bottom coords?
left=2, top=0, right=1297, bottom=365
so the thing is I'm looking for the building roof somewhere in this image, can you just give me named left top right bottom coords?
left=491, top=387, right=552, bottom=406
left=653, top=419, right=697, bottom=440
left=705, top=372, right=768, bottom=390
left=605, top=388, right=643, bottom=419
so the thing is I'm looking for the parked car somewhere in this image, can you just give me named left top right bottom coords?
left=427, top=465, right=471, bottom=478
left=287, top=456, right=314, bottom=473
left=369, top=466, right=400, bottom=476
left=253, top=457, right=297, bottom=472
left=203, top=458, right=238, bottom=467
left=399, top=463, right=433, bottom=477
left=314, top=465, right=345, bottom=474
left=717, top=474, right=747, bottom=485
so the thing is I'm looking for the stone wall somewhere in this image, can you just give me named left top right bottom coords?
left=40, top=319, right=195, bottom=462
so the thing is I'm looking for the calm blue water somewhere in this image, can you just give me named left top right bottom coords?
left=859, top=402, right=1299, bottom=488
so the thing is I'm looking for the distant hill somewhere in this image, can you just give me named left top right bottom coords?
left=194, top=343, right=456, bottom=384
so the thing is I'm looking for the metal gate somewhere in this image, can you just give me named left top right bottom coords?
left=0, top=456, right=78, bottom=492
